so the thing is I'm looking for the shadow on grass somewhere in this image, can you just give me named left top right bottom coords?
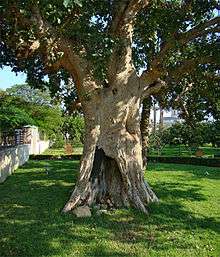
left=0, top=160, right=219, bottom=256
left=152, top=181, right=207, bottom=201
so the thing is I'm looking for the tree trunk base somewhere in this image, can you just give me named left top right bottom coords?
left=62, top=148, right=158, bottom=214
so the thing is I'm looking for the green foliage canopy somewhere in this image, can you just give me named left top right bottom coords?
left=152, top=121, right=220, bottom=149
left=6, top=83, right=52, bottom=105
left=0, top=0, right=218, bottom=91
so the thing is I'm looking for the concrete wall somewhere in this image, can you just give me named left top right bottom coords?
left=0, top=145, right=29, bottom=183
left=0, top=125, right=50, bottom=183
left=23, top=126, right=49, bottom=155
left=32, top=140, right=50, bottom=155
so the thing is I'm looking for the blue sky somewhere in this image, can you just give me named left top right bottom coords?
left=0, top=66, right=27, bottom=90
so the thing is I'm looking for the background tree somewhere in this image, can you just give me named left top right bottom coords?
left=1, top=83, right=85, bottom=147
left=167, top=122, right=204, bottom=148
left=1, top=0, right=219, bottom=214
left=62, top=114, right=85, bottom=145
left=0, top=90, right=35, bottom=136
left=0, top=90, right=34, bottom=134
left=148, top=128, right=171, bottom=156
left=203, top=121, right=220, bottom=147
left=6, top=83, right=52, bottom=105
left=0, top=88, right=64, bottom=141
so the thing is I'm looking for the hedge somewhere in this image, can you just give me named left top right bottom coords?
left=147, top=156, right=220, bottom=167
left=30, top=154, right=81, bottom=160
left=30, top=154, right=220, bottom=167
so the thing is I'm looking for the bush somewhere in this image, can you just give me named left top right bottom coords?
left=149, top=129, right=171, bottom=155
left=51, top=134, right=65, bottom=148
left=204, top=121, right=220, bottom=147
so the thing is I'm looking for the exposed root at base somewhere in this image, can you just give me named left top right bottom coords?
left=62, top=181, right=158, bottom=215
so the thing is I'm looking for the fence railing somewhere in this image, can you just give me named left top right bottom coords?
left=0, top=128, right=32, bottom=148
left=0, top=132, right=16, bottom=147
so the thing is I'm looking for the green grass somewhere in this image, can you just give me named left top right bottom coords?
left=0, top=161, right=219, bottom=257
left=42, top=146, right=83, bottom=155
left=149, top=145, right=220, bottom=157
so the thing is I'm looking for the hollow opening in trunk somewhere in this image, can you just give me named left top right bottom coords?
left=89, top=147, right=125, bottom=207
left=62, top=145, right=158, bottom=214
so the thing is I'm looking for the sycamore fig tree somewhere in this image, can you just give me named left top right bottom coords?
left=1, top=0, right=219, bottom=213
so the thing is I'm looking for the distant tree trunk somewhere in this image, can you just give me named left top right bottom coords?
left=153, top=100, right=157, bottom=133
left=63, top=75, right=158, bottom=214
left=159, top=107, right=164, bottom=131
left=140, top=97, right=152, bottom=167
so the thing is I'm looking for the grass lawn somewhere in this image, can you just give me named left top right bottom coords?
left=42, top=146, right=83, bottom=155
left=0, top=161, right=219, bottom=257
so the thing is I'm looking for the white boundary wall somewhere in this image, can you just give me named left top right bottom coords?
left=24, top=126, right=50, bottom=155
left=0, top=126, right=50, bottom=183
left=0, top=145, right=29, bottom=183
left=30, top=140, right=50, bottom=155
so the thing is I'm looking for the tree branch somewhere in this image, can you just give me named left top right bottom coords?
left=67, top=99, right=82, bottom=114
left=109, top=0, right=149, bottom=36
left=141, top=16, right=219, bottom=81
left=107, top=0, right=150, bottom=84
left=168, top=56, right=214, bottom=81
left=141, top=78, right=167, bottom=99
left=10, top=4, right=99, bottom=95
left=177, top=17, right=220, bottom=44
left=11, top=5, right=65, bottom=69
left=175, top=83, right=193, bottom=102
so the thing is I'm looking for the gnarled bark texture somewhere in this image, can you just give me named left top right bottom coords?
left=63, top=73, right=158, bottom=214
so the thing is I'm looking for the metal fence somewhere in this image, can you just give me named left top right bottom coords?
left=0, top=128, right=31, bottom=149
left=0, top=132, right=15, bottom=148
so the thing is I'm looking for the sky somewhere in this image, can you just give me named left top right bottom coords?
left=0, top=66, right=27, bottom=90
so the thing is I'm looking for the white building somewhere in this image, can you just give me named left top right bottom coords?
left=150, top=108, right=181, bottom=130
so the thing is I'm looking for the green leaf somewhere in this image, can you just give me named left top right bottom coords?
left=63, top=0, right=71, bottom=8
left=63, top=0, right=82, bottom=8
left=74, top=0, right=82, bottom=7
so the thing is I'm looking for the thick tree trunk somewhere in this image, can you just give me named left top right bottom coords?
left=63, top=76, right=158, bottom=214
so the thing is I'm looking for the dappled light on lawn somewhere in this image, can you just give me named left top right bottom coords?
left=0, top=160, right=219, bottom=257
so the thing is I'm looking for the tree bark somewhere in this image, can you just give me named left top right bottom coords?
left=63, top=75, right=158, bottom=214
